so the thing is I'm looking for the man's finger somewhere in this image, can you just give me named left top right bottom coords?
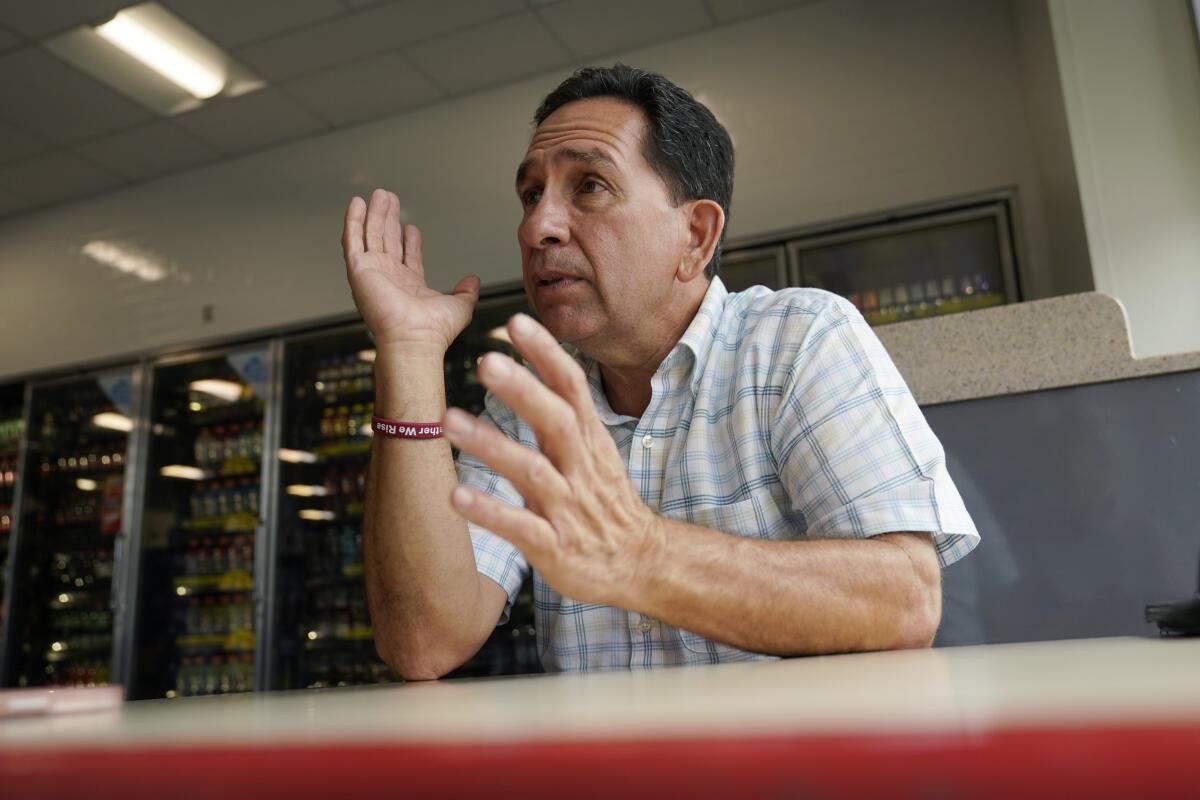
left=341, top=196, right=365, bottom=261
left=403, top=220, right=424, bottom=276
left=476, top=352, right=585, bottom=474
left=506, top=314, right=594, bottom=419
left=382, top=192, right=403, bottom=256
left=364, top=188, right=388, bottom=252
left=450, top=485, right=555, bottom=561
left=443, top=407, right=570, bottom=503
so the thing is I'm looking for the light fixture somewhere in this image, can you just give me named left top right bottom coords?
left=42, top=2, right=265, bottom=117
left=487, top=326, right=513, bottom=344
left=93, top=412, right=134, bottom=432
left=278, top=448, right=318, bottom=464
left=307, top=631, right=319, bottom=640
left=82, top=240, right=168, bottom=282
left=299, top=509, right=336, bottom=521
left=357, top=349, right=377, bottom=363
left=160, top=465, right=209, bottom=481
left=286, top=485, right=328, bottom=498
left=76, top=478, right=99, bottom=492
left=176, top=586, right=188, bottom=596
left=96, top=8, right=224, bottom=99
left=189, top=379, right=243, bottom=403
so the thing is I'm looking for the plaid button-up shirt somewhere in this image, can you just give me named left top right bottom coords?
left=458, top=277, right=980, bottom=672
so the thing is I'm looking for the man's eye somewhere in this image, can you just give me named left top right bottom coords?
left=581, top=180, right=604, bottom=194
left=522, top=189, right=541, bottom=206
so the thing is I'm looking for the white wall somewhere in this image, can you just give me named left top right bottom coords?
left=1049, top=0, right=1200, bottom=357
left=0, top=0, right=1058, bottom=380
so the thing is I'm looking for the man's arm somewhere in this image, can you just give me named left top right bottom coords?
left=633, top=525, right=941, bottom=654
left=443, top=313, right=942, bottom=657
left=342, top=188, right=507, bottom=679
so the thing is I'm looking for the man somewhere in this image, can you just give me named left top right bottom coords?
left=341, top=65, right=979, bottom=678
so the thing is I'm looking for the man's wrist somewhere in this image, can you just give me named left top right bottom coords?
left=372, top=345, right=449, bottom=421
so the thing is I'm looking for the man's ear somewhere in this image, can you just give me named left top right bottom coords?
left=677, top=199, right=725, bottom=283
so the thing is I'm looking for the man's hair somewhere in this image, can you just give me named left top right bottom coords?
left=533, top=64, right=734, bottom=279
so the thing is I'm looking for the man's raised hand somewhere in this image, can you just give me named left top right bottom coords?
left=342, top=188, right=480, bottom=356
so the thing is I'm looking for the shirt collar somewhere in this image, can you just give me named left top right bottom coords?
left=566, top=276, right=729, bottom=424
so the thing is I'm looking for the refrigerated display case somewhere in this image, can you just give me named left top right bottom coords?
left=0, top=382, right=26, bottom=666
left=718, top=245, right=786, bottom=293
left=268, top=289, right=542, bottom=690
left=127, top=346, right=272, bottom=700
left=0, top=369, right=137, bottom=689
left=786, top=200, right=1019, bottom=326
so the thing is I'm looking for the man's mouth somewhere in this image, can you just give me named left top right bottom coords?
left=535, top=276, right=581, bottom=288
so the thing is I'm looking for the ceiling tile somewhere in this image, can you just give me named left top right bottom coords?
left=284, top=51, right=442, bottom=127
left=162, top=0, right=347, bottom=50
left=0, top=0, right=129, bottom=38
left=0, top=25, right=20, bottom=52
left=538, top=0, right=712, bottom=60
left=0, top=47, right=154, bottom=145
left=0, top=120, right=48, bottom=167
left=0, top=150, right=124, bottom=206
left=235, top=0, right=523, bottom=82
left=705, top=0, right=811, bottom=24
left=0, top=185, right=35, bottom=218
left=406, top=12, right=571, bottom=95
left=73, top=120, right=220, bottom=181
left=172, top=87, right=328, bottom=155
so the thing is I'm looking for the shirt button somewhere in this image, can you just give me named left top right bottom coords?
left=641, top=434, right=653, bottom=449
left=637, top=620, right=653, bottom=632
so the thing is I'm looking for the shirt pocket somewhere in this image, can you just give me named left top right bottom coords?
left=668, top=487, right=788, bottom=659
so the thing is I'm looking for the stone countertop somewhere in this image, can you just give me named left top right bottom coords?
left=874, top=292, right=1200, bottom=406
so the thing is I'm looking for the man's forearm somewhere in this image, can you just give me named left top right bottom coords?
left=363, top=349, right=488, bottom=674
left=626, top=521, right=942, bottom=656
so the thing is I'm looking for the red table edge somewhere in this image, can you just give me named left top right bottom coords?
left=3, top=720, right=1199, bottom=799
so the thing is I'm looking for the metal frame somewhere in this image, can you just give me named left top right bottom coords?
left=785, top=200, right=1022, bottom=304
left=254, top=338, right=285, bottom=692
left=111, top=360, right=152, bottom=696
left=0, top=382, right=33, bottom=687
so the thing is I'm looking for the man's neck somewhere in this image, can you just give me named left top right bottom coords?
left=592, top=280, right=709, bottom=418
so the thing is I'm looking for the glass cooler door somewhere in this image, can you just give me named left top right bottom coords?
left=1, top=369, right=136, bottom=688
left=129, top=346, right=269, bottom=699
left=269, top=291, right=542, bottom=689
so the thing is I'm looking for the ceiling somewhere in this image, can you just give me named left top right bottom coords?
left=0, top=0, right=809, bottom=222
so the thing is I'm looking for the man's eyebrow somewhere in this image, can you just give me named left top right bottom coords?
left=515, top=147, right=619, bottom=189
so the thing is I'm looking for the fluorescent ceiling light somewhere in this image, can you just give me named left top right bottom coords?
left=160, top=465, right=209, bottom=480
left=96, top=7, right=224, bottom=99
left=76, top=478, right=99, bottom=492
left=189, top=379, right=243, bottom=403
left=93, top=412, right=134, bottom=432
left=357, top=349, right=377, bottom=363
left=82, top=241, right=167, bottom=282
left=299, top=509, right=336, bottom=521
left=286, top=485, right=328, bottom=498
left=43, top=2, right=264, bottom=117
left=278, top=448, right=317, bottom=464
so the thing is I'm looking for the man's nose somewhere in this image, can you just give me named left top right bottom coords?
left=519, top=193, right=570, bottom=249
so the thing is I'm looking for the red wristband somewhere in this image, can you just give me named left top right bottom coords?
left=371, top=416, right=444, bottom=439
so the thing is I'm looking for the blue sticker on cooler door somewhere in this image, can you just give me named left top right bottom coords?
left=97, top=370, right=135, bottom=417
left=227, top=349, right=268, bottom=400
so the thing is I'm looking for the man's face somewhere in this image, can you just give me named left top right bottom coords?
left=515, top=97, right=686, bottom=352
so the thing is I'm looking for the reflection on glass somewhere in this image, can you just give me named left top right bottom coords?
left=132, top=348, right=266, bottom=699
left=7, top=370, right=134, bottom=688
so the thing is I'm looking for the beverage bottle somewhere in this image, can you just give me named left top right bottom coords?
left=176, top=657, right=190, bottom=697
left=194, top=428, right=210, bottom=468
left=332, top=407, right=348, bottom=440
left=250, top=421, right=262, bottom=459
left=225, top=423, right=241, bottom=464
left=320, top=408, right=334, bottom=442
left=208, top=426, right=225, bottom=468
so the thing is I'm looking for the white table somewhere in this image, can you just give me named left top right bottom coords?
left=2, top=636, right=1198, bottom=798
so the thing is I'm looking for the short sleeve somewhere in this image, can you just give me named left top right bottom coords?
left=770, top=296, right=980, bottom=567
left=455, top=398, right=531, bottom=625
